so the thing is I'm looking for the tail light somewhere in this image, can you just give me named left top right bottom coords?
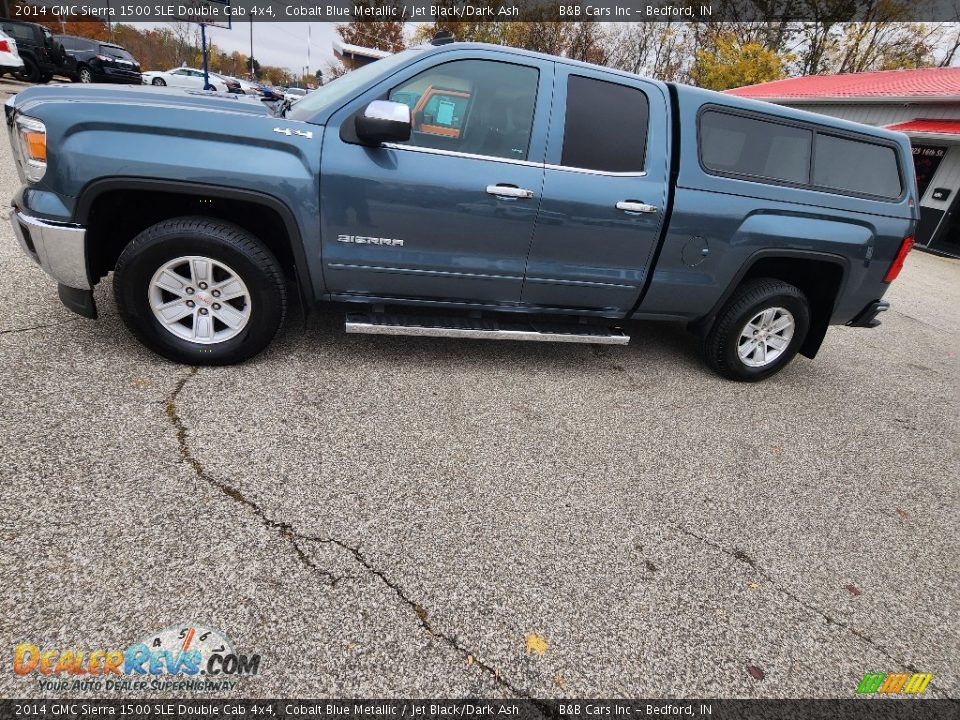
left=0, top=40, right=10, bottom=53
left=884, top=235, right=914, bottom=283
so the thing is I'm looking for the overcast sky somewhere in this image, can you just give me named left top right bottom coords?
left=207, top=21, right=340, bottom=74
left=139, top=21, right=371, bottom=74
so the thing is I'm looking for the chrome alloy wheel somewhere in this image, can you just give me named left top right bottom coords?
left=737, top=307, right=795, bottom=368
left=148, top=256, right=251, bottom=344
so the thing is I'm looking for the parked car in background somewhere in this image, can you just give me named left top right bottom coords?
left=0, top=29, right=24, bottom=77
left=215, top=74, right=260, bottom=95
left=258, top=85, right=285, bottom=102
left=282, top=86, right=307, bottom=103
left=208, top=72, right=243, bottom=94
left=142, top=67, right=231, bottom=92
left=0, top=18, right=64, bottom=83
left=55, top=35, right=141, bottom=84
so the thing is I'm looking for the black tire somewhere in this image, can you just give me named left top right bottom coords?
left=114, top=217, right=287, bottom=365
left=702, top=278, right=810, bottom=382
left=38, top=72, right=52, bottom=83
left=151, top=77, right=166, bottom=86
left=204, top=83, right=217, bottom=91
left=78, top=66, right=93, bottom=83
left=15, top=57, right=40, bottom=83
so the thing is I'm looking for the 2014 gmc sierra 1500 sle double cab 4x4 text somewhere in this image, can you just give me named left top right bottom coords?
left=6, top=39, right=918, bottom=380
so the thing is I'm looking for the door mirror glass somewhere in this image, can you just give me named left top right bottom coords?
left=356, top=100, right=412, bottom=145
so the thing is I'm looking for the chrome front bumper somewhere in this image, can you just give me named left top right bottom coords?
left=9, top=208, right=90, bottom=290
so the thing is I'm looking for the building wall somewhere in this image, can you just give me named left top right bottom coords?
left=784, top=102, right=960, bottom=127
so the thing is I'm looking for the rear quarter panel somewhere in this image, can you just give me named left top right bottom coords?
left=639, top=86, right=917, bottom=324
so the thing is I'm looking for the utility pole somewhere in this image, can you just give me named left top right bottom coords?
left=201, top=22, right=210, bottom=90
left=248, top=18, right=255, bottom=79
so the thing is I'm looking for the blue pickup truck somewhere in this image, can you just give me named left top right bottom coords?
left=6, top=39, right=917, bottom=380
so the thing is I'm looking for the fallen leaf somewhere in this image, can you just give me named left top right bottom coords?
left=525, top=633, right=549, bottom=657
left=895, top=509, right=909, bottom=520
left=414, top=604, right=430, bottom=627
left=553, top=673, right=565, bottom=690
left=466, top=655, right=474, bottom=667
left=131, top=377, right=151, bottom=388
left=748, top=581, right=761, bottom=590
left=747, top=665, right=765, bottom=681
left=846, top=584, right=862, bottom=596
left=772, top=447, right=782, bottom=455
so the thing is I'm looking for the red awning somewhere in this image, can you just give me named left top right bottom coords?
left=886, top=119, right=960, bottom=134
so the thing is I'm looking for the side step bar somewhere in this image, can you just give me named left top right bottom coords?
left=345, top=313, right=629, bottom=345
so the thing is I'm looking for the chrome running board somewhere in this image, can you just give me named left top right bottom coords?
left=345, top=313, right=629, bottom=345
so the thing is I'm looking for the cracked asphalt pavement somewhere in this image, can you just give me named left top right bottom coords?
left=0, top=79, right=958, bottom=700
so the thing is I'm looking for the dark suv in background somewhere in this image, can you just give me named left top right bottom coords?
left=56, top=35, right=141, bottom=84
left=0, top=18, right=64, bottom=82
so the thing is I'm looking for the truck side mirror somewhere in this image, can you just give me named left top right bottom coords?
left=356, top=101, right=411, bottom=145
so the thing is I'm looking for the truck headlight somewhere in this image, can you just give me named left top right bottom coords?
left=15, top=115, right=47, bottom=182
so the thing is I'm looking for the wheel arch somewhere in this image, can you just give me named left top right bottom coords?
left=697, top=249, right=849, bottom=359
left=74, top=178, right=316, bottom=312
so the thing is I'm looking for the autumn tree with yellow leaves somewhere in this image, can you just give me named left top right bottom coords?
left=690, top=33, right=791, bottom=91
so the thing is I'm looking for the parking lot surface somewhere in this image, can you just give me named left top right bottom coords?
left=0, top=78, right=957, bottom=699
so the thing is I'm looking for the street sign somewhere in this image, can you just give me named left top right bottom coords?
left=175, top=0, right=233, bottom=29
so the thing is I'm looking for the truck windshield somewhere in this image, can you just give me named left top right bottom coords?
left=288, top=47, right=424, bottom=122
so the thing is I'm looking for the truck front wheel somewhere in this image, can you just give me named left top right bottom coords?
left=114, top=217, right=287, bottom=365
left=702, top=278, right=810, bottom=381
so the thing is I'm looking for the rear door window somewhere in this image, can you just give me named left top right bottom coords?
left=814, top=134, right=902, bottom=198
left=700, top=110, right=811, bottom=185
left=561, top=75, right=648, bottom=172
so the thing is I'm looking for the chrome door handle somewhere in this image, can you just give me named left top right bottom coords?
left=616, top=201, right=658, bottom=214
left=486, top=185, right=534, bottom=199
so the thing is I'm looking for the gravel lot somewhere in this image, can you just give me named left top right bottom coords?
left=0, top=78, right=957, bottom=700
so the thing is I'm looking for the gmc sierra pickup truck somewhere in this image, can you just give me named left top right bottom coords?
left=6, top=39, right=917, bottom=380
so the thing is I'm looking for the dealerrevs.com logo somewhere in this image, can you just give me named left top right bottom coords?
left=856, top=672, right=933, bottom=695
left=13, top=624, right=261, bottom=693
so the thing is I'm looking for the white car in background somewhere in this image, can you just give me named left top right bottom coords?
left=142, top=67, right=231, bottom=92
left=283, top=87, right=308, bottom=103
left=0, top=29, right=24, bottom=77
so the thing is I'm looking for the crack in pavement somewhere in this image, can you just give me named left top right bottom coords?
left=672, top=525, right=954, bottom=699
left=0, top=317, right=82, bottom=336
left=300, top=534, right=532, bottom=699
left=165, top=367, right=346, bottom=586
left=164, top=367, right=528, bottom=698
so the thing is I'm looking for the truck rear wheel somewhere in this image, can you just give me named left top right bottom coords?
left=114, top=217, right=287, bottom=365
left=702, top=278, right=810, bottom=381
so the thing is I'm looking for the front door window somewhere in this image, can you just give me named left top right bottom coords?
left=387, top=59, right=539, bottom=161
